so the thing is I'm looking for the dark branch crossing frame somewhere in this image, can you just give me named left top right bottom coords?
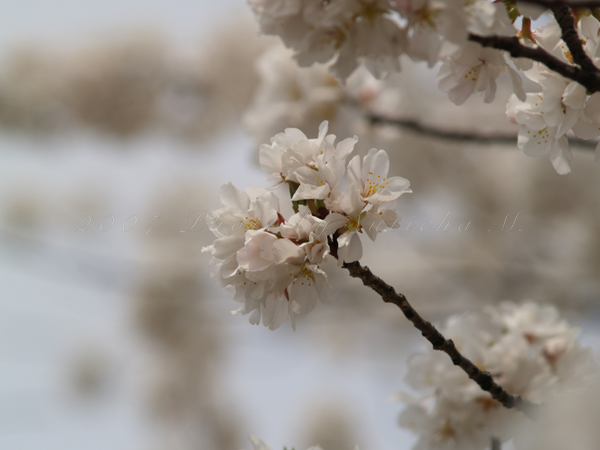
left=328, top=236, right=541, bottom=420
left=469, top=3, right=600, bottom=93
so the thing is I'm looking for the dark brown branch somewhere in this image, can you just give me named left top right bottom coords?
left=468, top=33, right=600, bottom=93
left=329, top=236, right=540, bottom=419
left=551, top=4, right=598, bottom=72
left=368, top=113, right=598, bottom=150
left=369, top=114, right=517, bottom=144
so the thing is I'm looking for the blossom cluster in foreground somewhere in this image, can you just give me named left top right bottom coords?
left=203, top=121, right=411, bottom=330
left=396, top=302, right=595, bottom=450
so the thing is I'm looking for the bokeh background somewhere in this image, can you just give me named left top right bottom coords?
left=0, top=2, right=599, bottom=450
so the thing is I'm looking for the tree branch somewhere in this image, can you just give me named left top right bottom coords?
left=551, top=4, right=599, bottom=72
left=468, top=33, right=600, bottom=93
left=329, top=236, right=540, bottom=419
left=368, top=114, right=517, bottom=144
left=367, top=113, right=598, bottom=150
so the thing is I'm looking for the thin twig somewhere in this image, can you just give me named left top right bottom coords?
left=368, top=113, right=598, bottom=150
left=468, top=33, right=600, bottom=93
left=329, top=237, right=540, bottom=419
left=369, top=114, right=517, bottom=144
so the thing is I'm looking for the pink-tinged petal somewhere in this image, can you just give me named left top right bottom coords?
left=220, top=182, right=250, bottom=211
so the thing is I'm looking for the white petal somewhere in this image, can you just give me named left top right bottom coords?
left=338, top=233, right=363, bottom=263
left=220, top=182, right=250, bottom=211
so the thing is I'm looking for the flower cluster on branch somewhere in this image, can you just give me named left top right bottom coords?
left=247, top=0, right=600, bottom=173
left=397, top=302, right=594, bottom=450
left=203, top=121, right=410, bottom=330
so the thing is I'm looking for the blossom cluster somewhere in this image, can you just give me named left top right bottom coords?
left=247, top=1, right=600, bottom=174
left=396, top=302, right=594, bottom=450
left=247, top=0, right=512, bottom=81
left=203, top=121, right=411, bottom=330
left=507, top=18, right=600, bottom=174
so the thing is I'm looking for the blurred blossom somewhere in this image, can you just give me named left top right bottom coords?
left=301, top=403, right=362, bottom=450
left=0, top=16, right=267, bottom=141
left=132, top=183, right=243, bottom=450
left=68, top=345, right=114, bottom=401
left=65, top=33, right=167, bottom=136
left=0, top=46, right=69, bottom=131
left=397, top=302, right=595, bottom=450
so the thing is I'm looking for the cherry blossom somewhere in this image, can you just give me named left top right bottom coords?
left=396, top=302, right=594, bottom=450
left=205, top=121, right=410, bottom=329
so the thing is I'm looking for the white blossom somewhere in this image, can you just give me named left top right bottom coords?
left=507, top=92, right=573, bottom=174
left=437, top=42, right=526, bottom=105
left=396, top=302, right=594, bottom=450
left=205, top=121, right=410, bottom=329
